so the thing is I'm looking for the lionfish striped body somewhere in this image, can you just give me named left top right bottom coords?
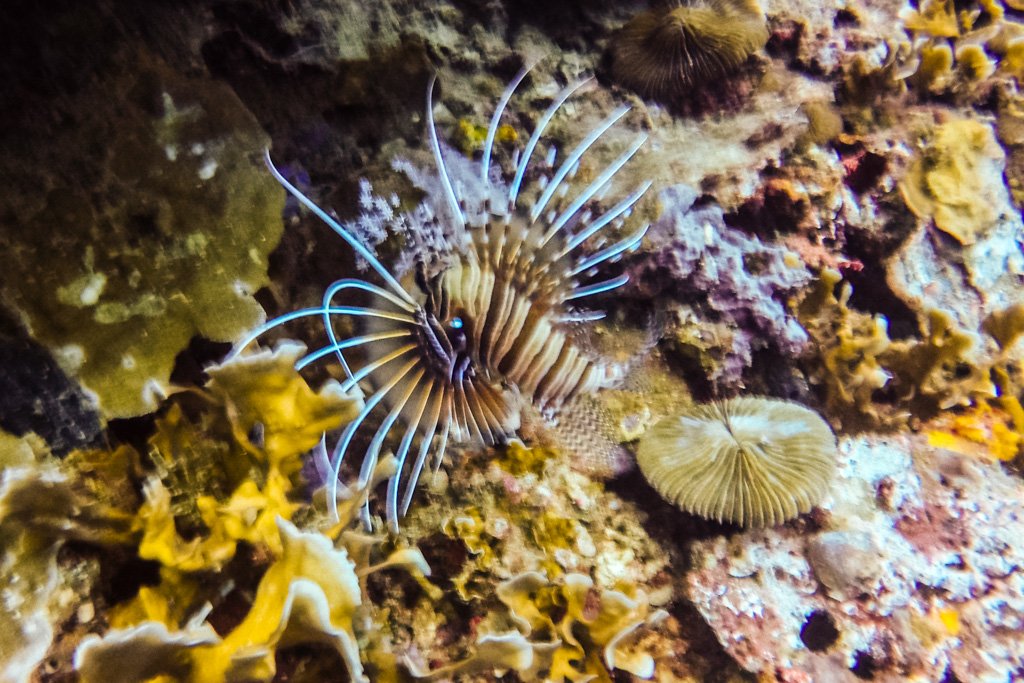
left=234, top=69, right=650, bottom=531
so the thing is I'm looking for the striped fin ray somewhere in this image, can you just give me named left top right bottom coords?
left=248, top=73, right=653, bottom=533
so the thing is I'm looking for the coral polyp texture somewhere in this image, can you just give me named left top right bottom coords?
left=239, top=73, right=652, bottom=531
left=610, top=0, right=768, bottom=104
left=636, top=397, right=837, bottom=527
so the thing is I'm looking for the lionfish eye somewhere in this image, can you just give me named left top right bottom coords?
left=448, top=316, right=467, bottom=351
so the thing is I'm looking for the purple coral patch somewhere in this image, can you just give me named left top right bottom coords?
left=629, top=185, right=811, bottom=385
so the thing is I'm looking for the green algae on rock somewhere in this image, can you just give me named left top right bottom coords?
left=0, top=50, right=284, bottom=418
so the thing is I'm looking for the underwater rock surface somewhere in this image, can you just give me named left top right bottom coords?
left=687, top=433, right=1024, bottom=681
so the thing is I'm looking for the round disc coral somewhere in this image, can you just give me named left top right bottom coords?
left=636, top=397, right=836, bottom=527
left=610, top=0, right=768, bottom=103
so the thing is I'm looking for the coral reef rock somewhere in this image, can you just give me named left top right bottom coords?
left=686, top=432, right=1024, bottom=682
left=631, top=185, right=811, bottom=385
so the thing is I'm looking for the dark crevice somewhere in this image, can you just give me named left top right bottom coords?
left=851, top=650, right=879, bottom=680
left=210, top=1, right=301, bottom=60
left=106, top=413, right=159, bottom=458
left=169, top=336, right=233, bottom=388
left=606, top=464, right=742, bottom=563
left=940, top=666, right=965, bottom=683
left=0, top=313, right=103, bottom=455
left=800, top=610, right=840, bottom=652
left=842, top=268, right=919, bottom=339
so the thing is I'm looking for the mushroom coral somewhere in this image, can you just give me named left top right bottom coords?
left=610, top=0, right=768, bottom=104
left=636, top=397, right=837, bottom=527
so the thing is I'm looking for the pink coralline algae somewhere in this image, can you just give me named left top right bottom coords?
left=629, top=185, right=811, bottom=385
left=685, top=432, right=1024, bottom=682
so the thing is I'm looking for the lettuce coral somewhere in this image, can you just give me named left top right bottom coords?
left=899, top=118, right=1005, bottom=245
left=495, top=571, right=668, bottom=682
left=884, top=308, right=995, bottom=413
left=798, top=269, right=1007, bottom=428
left=133, top=342, right=360, bottom=571
left=68, top=340, right=435, bottom=683
left=797, top=269, right=893, bottom=428
left=135, top=469, right=298, bottom=572
left=0, top=432, right=135, bottom=683
left=898, top=0, right=1024, bottom=93
left=75, top=517, right=368, bottom=683
left=0, top=50, right=284, bottom=418
left=407, top=631, right=534, bottom=680
left=76, top=451, right=438, bottom=683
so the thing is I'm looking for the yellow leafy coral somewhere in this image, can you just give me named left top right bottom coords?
left=798, top=270, right=1002, bottom=428
left=136, top=467, right=299, bottom=571
left=1, top=432, right=136, bottom=682
left=134, top=342, right=360, bottom=571
left=926, top=397, right=1024, bottom=461
left=899, top=0, right=1024, bottom=92
left=901, top=0, right=961, bottom=38
left=899, top=118, right=1005, bottom=245
left=76, top=517, right=368, bottom=683
left=797, top=269, right=894, bottom=428
left=884, top=309, right=996, bottom=412
left=204, top=341, right=360, bottom=467
left=77, top=453, right=437, bottom=683
left=495, top=571, right=668, bottom=682
left=453, top=118, right=517, bottom=155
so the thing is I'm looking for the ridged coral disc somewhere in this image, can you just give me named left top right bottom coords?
left=636, top=397, right=836, bottom=527
left=610, top=0, right=768, bottom=101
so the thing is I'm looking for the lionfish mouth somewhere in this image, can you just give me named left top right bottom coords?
left=230, top=66, right=651, bottom=533
left=412, top=307, right=467, bottom=382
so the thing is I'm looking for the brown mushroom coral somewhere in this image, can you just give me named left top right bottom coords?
left=636, top=397, right=836, bottom=526
left=610, top=0, right=768, bottom=104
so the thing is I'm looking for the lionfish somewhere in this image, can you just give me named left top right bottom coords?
left=232, top=69, right=651, bottom=532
